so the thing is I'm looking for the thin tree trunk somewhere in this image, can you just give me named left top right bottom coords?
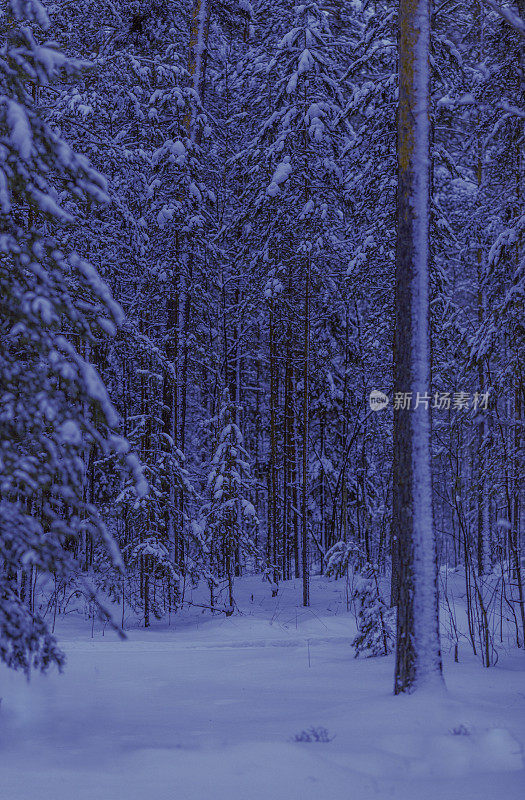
left=475, top=1, right=491, bottom=576
left=283, top=337, right=292, bottom=579
left=292, top=378, right=300, bottom=579
left=302, top=257, right=311, bottom=607
left=186, top=0, right=211, bottom=140
left=163, top=249, right=180, bottom=602
left=269, top=301, right=278, bottom=582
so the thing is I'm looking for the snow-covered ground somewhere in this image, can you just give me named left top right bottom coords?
left=1, top=576, right=524, bottom=800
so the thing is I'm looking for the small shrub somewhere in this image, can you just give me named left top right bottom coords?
left=451, top=724, right=471, bottom=736
left=293, top=726, right=334, bottom=743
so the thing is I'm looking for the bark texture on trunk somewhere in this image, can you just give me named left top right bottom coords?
left=393, top=0, right=443, bottom=694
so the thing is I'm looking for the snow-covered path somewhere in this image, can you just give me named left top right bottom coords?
left=0, top=577, right=524, bottom=800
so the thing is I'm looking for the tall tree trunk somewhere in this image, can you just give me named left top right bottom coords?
left=292, top=375, right=300, bottom=579
left=302, top=258, right=311, bottom=607
left=283, top=335, right=292, bottom=580
left=393, top=0, right=442, bottom=694
left=475, top=1, right=491, bottom=576
left=512, top=381, right=525, bottom=646
left=162, top=248, right=180, bottom=604
left=269, top=300, right=278, bottom=583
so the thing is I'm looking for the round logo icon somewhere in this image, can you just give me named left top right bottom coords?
left=369, top=390, right=389, bottom=411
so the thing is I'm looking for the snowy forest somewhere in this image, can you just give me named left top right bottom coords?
left=0, top=0, right=524, bottom=798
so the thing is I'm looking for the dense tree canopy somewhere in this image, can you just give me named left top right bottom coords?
left=0, top=0, right=523, bottom=681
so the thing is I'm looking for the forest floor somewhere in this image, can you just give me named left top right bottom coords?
left=0, top=575, right=524, bottom=800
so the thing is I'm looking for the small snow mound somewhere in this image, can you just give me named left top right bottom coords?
left=380, top=727, right=523, bottom=778
left=478, top=728, right=523, bottom=772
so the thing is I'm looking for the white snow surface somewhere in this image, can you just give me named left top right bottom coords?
left=0, top=575, right=524, bottom=800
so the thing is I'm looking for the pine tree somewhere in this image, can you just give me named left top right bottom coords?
left=0, top=0, right=145, bottom=673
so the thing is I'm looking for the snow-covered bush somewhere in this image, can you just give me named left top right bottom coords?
left=325, top=540, right=361, bottom=579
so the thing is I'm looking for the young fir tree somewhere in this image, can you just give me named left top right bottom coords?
left=200, top=391, right=258, bottom=611
left=0, top=0, right=145, bottom=673
left=352, top=564, right=395, bottom=658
